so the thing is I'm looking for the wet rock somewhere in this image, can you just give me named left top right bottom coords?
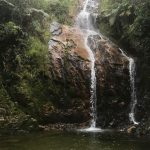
left=50, top=22, right=62, bottom=36
left=48, top=23, right=130, bottom=128
left=87, top=33, right=130, bottom=128
left=48, top=25, right=92, bottom=124
left=127, top=125, right=136, bottom=134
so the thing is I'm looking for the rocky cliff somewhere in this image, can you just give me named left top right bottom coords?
left=97, top=0, right=150, bottom=136
left=48, top=22, right=130, bottom=128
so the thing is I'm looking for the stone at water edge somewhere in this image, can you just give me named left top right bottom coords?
left=127, top=126, right=136, bottom=134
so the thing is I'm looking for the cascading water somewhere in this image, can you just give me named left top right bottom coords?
left=76, top=0, right=138, bottom=131
left=76, top=0, right=101, bottom=131
left=84, top=35, right=97, bottom=129
left=119, top=49, right=139, bottom=125
left=129, top=58, right=139, bottom=125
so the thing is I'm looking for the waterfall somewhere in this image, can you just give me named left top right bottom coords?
left=119, top=49, right=139, bottom=125
left=76, top=0, right=101, bottom=131
left=76, top=0, right=138, bottom=131
left=84, top=36, right=97, bottom=128
left=129, top=58, right=139, bottom=125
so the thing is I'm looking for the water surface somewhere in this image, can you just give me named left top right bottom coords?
left=0, top=131, right=149, bottom=150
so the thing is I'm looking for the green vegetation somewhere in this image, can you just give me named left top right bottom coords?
left=7, top=0, right=78, bottom=25
left=0, top=0, right=79, bottom=132
left=100, top=0, right=131, bottom=12
left=98, top=0, right=150, bottom=55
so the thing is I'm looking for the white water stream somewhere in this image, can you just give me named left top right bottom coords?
left=76, top=0, right=101, bottom=131
left=119, top=49, right=139, bottom=125
left=129, top=58, right=139, bottom=125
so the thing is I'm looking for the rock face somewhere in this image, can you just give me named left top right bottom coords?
left=47, top=24, right=91, bottom=124
left=88, top=35, right=130, bottom=128
left=97, top=1, right=150, bottom=135
left=48, top=22, right=130, bottom=128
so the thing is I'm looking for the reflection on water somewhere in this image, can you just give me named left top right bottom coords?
left=0, top=131, right=149, bottom=150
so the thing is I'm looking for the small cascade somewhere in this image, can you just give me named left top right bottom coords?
left=84, top=34, right=97, bottom=128
left=76, top=0, right=101, bottom=131
left=129, top=58, right=139, bottom=125
left=119, top=49, right=139, bottom=125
